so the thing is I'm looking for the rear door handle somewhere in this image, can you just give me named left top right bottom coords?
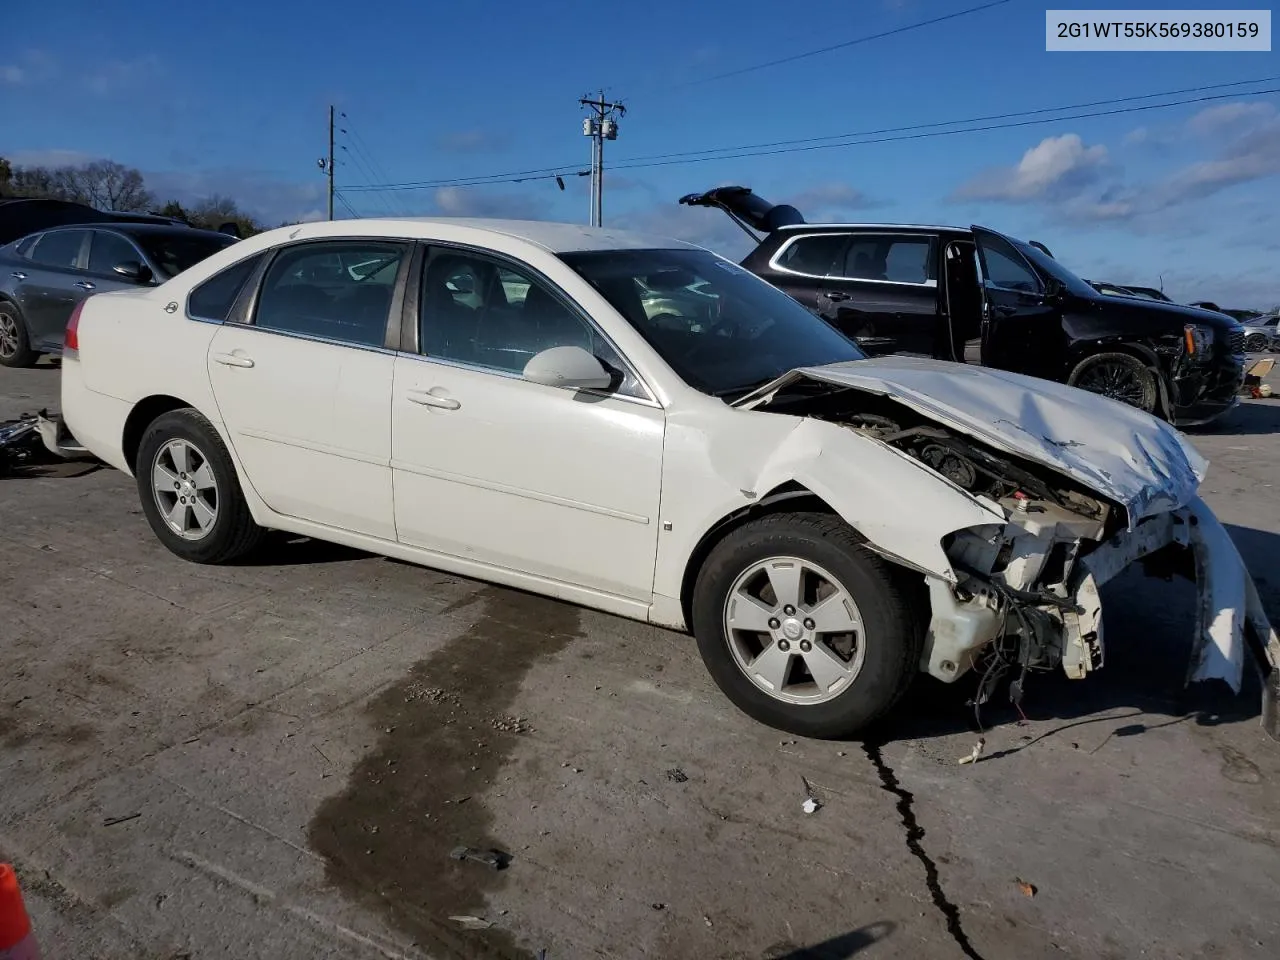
left=212, top=352, right=255, bottom=368
left=824, top=291, right=851, bottom=302
left=10, top=272, right=27, bottom=281
left=75, top=281, right=96, bottom=291
left=407, top=390, right=460, bottom=410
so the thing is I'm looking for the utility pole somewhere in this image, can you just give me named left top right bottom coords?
left=317, top=105, right=335, bottom=220
left=580, top=91, right=624, bottom=227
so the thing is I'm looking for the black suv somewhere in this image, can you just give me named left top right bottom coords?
left=680, top=186, right=1245, bottom=426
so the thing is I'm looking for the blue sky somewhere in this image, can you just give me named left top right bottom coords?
left=2, top=0, right=1278, bottom=307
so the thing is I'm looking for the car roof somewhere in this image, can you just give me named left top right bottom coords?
left=773, top=222, right=968, bottom=235
left=257, top=217, right=703, bottom=254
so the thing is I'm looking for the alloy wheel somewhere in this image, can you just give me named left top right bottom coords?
left=0, top=312, right=18, bottom=360
left=1073, top=358, right=1149, bottom=408
left=722, top=556, right=866, bottom=705
left=151, top=439, right=219, bottom=540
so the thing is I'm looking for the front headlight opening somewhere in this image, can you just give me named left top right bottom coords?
left=1183, top=323, right=1213, bottom=356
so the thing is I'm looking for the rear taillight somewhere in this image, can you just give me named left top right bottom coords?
left=65, top=300, right=84, bottom=353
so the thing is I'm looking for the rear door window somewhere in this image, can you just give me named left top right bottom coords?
left=30, top=230, right=88, bottom=269
left=840, top=236, right=936, bottom=285
left=253, top=241, right=409, bottom=347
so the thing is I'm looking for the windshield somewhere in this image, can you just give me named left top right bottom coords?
left=560, top=248, right=865, bottom=398
left=136, top=231, right=237, bottom=278
left=1010, top=237, right=1097, bottom=298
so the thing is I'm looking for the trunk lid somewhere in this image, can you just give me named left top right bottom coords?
left=678, top=186, right=805, bottom=236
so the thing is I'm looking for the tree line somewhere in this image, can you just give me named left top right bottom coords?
left=0, top=156, right=268, bottom=238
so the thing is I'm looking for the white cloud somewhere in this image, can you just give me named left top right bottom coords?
left=951, top=134, right=1109, bottom=202
left=432, top=130, right=511, bottom=154
left=85, top=55, right=162, bottom=96
left=784, top=182, right=885, bottom=219
left=144, top=167, right=327, bottom=226
left=1, top=65, right=24, bottom=84
left=429, top=186, right=551, bottom=220
left=2, top=148, right=97, bottom=168
left=1185, top=101, right=1275, bottom=138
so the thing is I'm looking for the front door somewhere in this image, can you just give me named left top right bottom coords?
left=205, top=238, right=410, bottom=541
left=973, top=226, right=1061, bottom=378
left=391, top=246, right=665, bottom=602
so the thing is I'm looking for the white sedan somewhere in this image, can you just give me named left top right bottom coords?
left=60, top=217, right=1279, bottom=739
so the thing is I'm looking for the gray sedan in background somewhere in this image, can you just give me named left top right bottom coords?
left=0, top=222, right=236, bottom=366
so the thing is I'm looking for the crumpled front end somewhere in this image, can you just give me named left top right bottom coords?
left=740, top=363, right=1279, bottom=740
left=927, top=493, right=1280, bottom=740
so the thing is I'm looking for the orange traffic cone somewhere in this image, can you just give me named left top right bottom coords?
left=0, top=864, right=40, bottom=959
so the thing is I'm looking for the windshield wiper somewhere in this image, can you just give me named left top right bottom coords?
left=714, top=376, right=780, bottom=400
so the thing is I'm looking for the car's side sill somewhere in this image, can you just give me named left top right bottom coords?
left=258, top=514, right=656, bottom=626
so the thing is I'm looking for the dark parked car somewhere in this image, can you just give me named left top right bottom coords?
left=679, top=185, right=1245, bottom=425
left=0, top=222, right=236, bottom=366
left=0, top=198, right=186, bottom=246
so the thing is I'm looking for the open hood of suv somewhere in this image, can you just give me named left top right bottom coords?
left=734, top=356, right=1206, bottom=524
left=678, top=186, right=805, bottom=235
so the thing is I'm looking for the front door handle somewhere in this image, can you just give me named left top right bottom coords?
left=407, top=390, right=460, bottom=410
left=212, top=352, right=255, bottom=368
left=74, top=281, right=96, bottom=291
left=824, top=291, right=852, bottom=302
left=10, top=272, right=27, bottom=281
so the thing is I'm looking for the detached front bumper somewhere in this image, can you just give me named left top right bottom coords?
left=924, top=496, right=1280, bottom=740
left=1169, top=352, right=1246, bottom=426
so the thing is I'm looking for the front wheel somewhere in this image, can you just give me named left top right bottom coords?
left=1245, top=333, right=1268, bottom=352
left=691, top=512, right=922, bottom=739
left=1067, top=351, right=1159, bottom=414
left=135, top=408, right=265, bottom=564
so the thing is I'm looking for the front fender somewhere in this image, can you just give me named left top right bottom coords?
left=651, top=412, right=1003, bottom=623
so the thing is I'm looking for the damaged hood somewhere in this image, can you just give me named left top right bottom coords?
left=735, top=356, right=1206, bottom=524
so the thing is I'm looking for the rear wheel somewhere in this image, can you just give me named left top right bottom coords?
left=135, top=408, right=265, bottom=564
left=691, top=512, right=922, bottom=739
left=1068, top=351, right=1159, bottom=414
left=0, top=302, right=39, bottom=368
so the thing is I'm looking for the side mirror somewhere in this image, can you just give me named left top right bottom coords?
left=522, top=345, right=612, bottom=391
left=112, top=260, right=152, bottom=283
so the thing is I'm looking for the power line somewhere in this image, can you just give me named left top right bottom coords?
left=605, top=75, right=1280, bottom=166
left=342, top=77, right=1280, bottom=193
left=606, top=85, right=1280, bottom=172
left=339, top=114, right=404, bottom=215
left=334, top=191, right=361, bottom=218
left=678, top=0, right=1017, bottom=87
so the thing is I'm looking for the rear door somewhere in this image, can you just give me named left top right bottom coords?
left=808, top=232, right=942, bottom=356
left=17, top=229, right=91, bottom=348
left=972, top=226, right=1060, bottom=377
left=205, top=238, right=409, bottom=541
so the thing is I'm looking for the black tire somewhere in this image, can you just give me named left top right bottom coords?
left=135, top=408, right=265, bottom=564
left=1245, top=333, right=1268, bottom=352
left=1067, top=351, right=1159, bottom=414
left=0, top=301, right=39, bottom=368
left=691, top=511, right=923, bottom=739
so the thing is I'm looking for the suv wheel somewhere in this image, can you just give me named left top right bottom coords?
left=691, top=512, right=922, bottom=739
left=1068, top=352, right=1159, bottom=414
left=1245, top=333, right=1268, bottom=352
left=135, top=408, right=265, bottom=564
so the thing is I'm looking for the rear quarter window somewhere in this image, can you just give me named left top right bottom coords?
left=187, top=253, right=265, bottom=322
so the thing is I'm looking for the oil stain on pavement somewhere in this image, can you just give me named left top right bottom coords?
left=308, top=586, right=583, bottom=959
